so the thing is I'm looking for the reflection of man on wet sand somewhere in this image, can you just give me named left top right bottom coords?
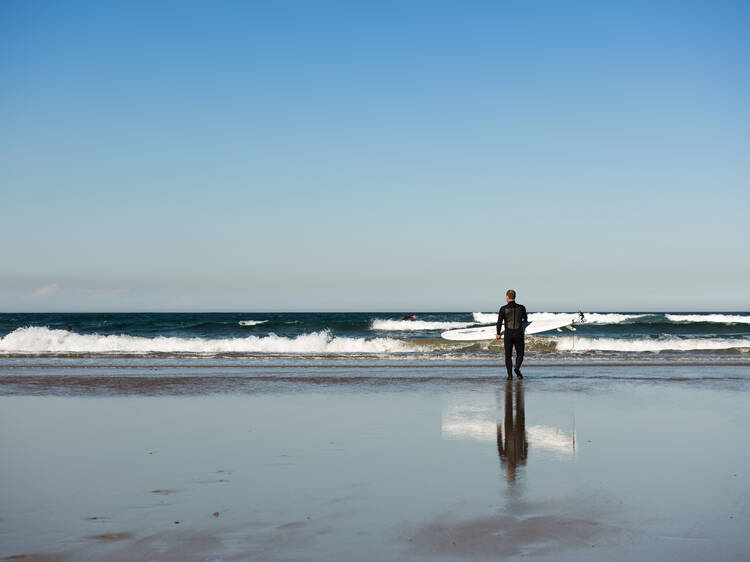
left=496, top=381, right=528, bottom=483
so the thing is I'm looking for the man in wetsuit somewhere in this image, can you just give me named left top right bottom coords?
left=496, top=289, right=528, bottom=380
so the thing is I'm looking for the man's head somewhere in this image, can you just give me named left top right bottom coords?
left=506, top=289, right=516, bottom=302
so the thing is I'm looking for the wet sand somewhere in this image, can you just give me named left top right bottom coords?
left=1, top=365, right=749, bottom=561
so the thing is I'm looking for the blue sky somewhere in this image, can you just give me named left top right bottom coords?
left=1, top=0, right=748, bottom=311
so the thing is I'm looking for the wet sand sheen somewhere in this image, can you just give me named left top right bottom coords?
left=1, top=365, right=749, bottom=561
left=2, top=364, right=750, bottom=397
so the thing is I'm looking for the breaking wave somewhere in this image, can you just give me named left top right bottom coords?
left=371, top=319, right=476, bottom=331
left=665, top=314, right=750, bottom=324
left=0, top=327, right=413, bottom=356
left=564, top=313, right=647, bottom=324
left=554, top=335, right=750, bottom=352
left=473, top=312, right=644, bottom=325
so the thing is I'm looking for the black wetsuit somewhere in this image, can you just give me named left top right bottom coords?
left=497, top=301, right=528, bottom=378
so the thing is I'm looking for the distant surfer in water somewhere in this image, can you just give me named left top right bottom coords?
left=400, top=314, right=418, bottom=321
left=496, top=289, right=528, bottom=380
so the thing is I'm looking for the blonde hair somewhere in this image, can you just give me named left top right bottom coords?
left=506, top=289, right=516, bottom=299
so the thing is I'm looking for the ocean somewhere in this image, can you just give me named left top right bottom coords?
left=1, top=311, right=749, bottom=366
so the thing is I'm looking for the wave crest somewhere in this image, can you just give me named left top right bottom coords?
left=666, top=314, right=750, bottom=324
left=472, top=312, right=497, bottom=324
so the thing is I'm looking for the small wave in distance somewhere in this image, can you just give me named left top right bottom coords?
left=239, top=320, right=269, bottom=326
left=371, top=319, right=476, bottom=331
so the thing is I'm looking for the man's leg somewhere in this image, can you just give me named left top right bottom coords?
left=503, top=335, right=514, bottom=379
left=514, top=336, right=525, bottom=378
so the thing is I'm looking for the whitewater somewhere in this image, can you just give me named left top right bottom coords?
left=0, top=327, right=414, bottom=355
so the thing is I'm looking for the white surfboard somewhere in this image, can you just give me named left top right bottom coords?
left=441, top=313, right=584, bottom=341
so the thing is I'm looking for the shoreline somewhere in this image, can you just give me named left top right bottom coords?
left=2, top=364, right=749, bottom=398
left=1, top=361, right=750, bottom=369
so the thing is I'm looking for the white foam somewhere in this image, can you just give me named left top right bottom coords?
left=371, top=319, right=476, bottom=331
left=238, top=320, right=268, bottom=326
left=0, top=327, right=414, bottom=355
left=554, top=335, right=750, bottom=352
left=473, top=311, right=642, bottom=325
left=472, top=312, right=497, bottom=324
left=666, top=314, right=750, bottom=324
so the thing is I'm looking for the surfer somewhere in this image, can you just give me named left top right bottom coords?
left=400, top=314, right=417, bottom=321
left=496, top=289, right=528, bottom=380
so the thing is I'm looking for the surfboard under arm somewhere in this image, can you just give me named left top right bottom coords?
left=440, top=314, right=582, bottom=341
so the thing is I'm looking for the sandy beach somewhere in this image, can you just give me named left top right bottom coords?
left=1, top=364, right=749, bottom=561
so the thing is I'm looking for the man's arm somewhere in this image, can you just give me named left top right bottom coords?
left=496, top=307, right=504, bottom=338
left=522, top=305, right=528, bottom=323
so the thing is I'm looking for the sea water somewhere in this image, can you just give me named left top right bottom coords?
left=0, top=312, right=748, bottom=369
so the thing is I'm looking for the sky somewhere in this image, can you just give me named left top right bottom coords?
left=1, top=0, right=748, bottom=312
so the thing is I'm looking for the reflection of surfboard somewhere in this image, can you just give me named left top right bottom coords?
left=441, top=314, right=582, bottom=341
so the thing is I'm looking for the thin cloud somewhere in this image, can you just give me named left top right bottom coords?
left=33, top=283, right=61, bottom=297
